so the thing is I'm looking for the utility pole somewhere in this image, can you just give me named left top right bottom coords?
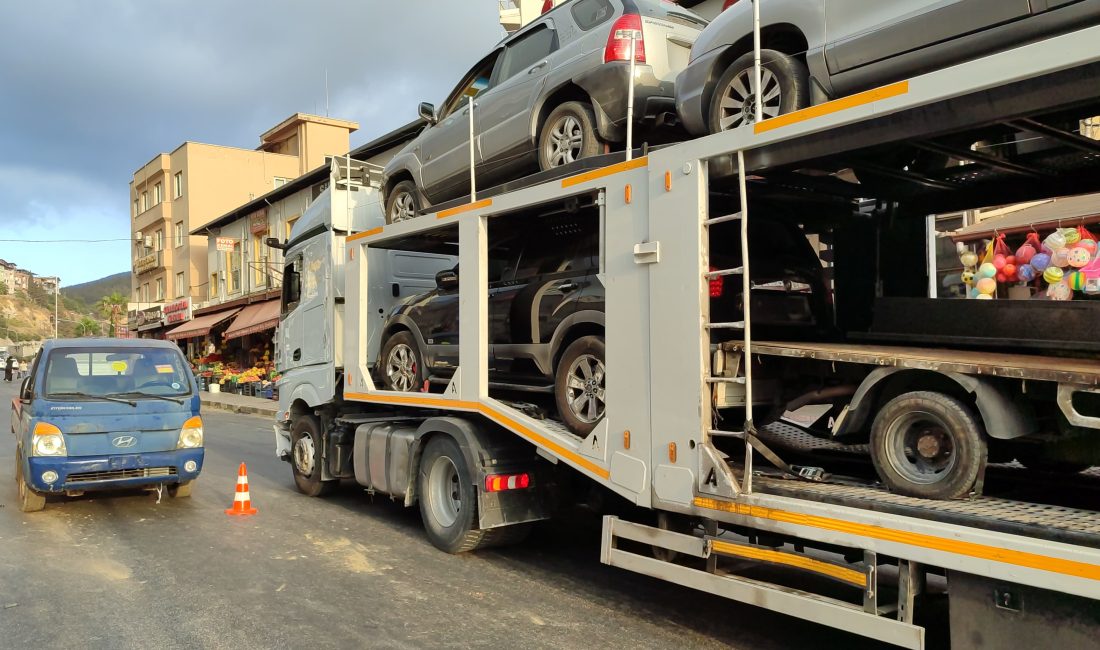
left=54, top=278, right=59, bottom=339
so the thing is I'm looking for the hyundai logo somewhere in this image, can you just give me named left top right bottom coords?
left=112, top=435, right=137, bottom=448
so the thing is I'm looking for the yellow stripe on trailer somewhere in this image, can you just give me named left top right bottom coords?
left=754, top=81, right=910, bottom=134
left=710, top=539, right=866, bottom=587
left=562, top=156, right=648, bottom=188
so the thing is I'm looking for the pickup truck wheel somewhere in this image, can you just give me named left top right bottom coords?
left=538, top=102, right=601, bottom=171
left=169, top=480, right=193, bottom=498
left=418, top=435, right=483, bottom=553
left=709, top=50, right=809, bottom=133
left=380, top=331, right=425, bottom=392
left=870, top=391, right=986, bottom=500
left=291, top=414, right=336, bottom=497
left=16, top=449, right=46, bottom=512
left=555, top=336, right=606, bottom=436
left=385, top=180, right=421, bottom=224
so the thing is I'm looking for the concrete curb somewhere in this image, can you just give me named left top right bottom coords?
left=201, top=399, right=277, bottom=418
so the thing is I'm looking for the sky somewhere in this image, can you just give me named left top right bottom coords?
left=0, top=0, right=505, bottom=286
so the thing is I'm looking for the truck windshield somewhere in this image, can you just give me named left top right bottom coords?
left=44, top=347, right=192, bottom=399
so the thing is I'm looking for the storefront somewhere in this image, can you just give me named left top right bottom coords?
left=163, top=298, right=193, bottom=354
left=128, top=305, right=167, bottom=340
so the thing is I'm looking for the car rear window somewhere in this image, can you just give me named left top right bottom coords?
left=45, top=347, right=192, bottom=398
left=571, top=0, right=615, bottom=30
left=631, top=0, right=708, bottom=27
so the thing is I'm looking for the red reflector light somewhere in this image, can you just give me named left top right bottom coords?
left=485, top=473, right=532, bottom=492
left=604, top=13, right=646, bottom=64
left=722, top=0, right=741, bottom=10
left=542, top=0, right=554, bottom=14
left=709, top=266, right=724, bottom=298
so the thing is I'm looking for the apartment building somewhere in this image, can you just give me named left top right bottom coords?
left=128, top=113, right=358, bottom=336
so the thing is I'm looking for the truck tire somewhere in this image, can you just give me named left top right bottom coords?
left=870, top=391, right=987, bottom=500
left=709, top=50, right=809, bottom=133
left=291, top=414, right=337, bottom=497
left=385, top=180, right=421, bottom=224
left=169, top=480, right=193, bottom=498
left=16, top=449, right=46, bottom=513
left=554, top=336, right=606, bottom=436
left=380, top=331, right=425, bottom=392
left=538, top=102, right=602, bottom=171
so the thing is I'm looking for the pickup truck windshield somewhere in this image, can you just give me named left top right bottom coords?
left=44, top=347, right=192, bottom=399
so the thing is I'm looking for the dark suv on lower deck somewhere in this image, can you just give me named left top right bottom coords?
left=376, top=210, right=830, bottom=436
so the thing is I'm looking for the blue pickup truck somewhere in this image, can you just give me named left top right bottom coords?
left=10, top=338, right=204, bottom=512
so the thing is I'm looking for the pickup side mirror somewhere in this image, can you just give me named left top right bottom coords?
left=418, top=102, right=438, bottom=125
left=19, top=376, right=32, bottom=402
left=435, top=268, right=458, bottom=291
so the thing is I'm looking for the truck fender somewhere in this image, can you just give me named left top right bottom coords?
left=286, top=382, right=323, bottom=415
left=837, top=369, right=1033, bottom=440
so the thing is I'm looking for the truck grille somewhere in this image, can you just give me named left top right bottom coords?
left=67, top=467, right=177, bottom=483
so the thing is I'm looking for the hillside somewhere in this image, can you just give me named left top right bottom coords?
left=62, top=272, right=130, bottom=308
left=0, top=271, right=131, bottom=345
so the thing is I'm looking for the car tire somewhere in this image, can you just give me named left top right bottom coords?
left=538, top=102, right=602, bottom=171
left=169, top=480, right=193, bottom=498
left=708, top=50, right=809, bottom=133
left=554, top=336, right=606, bottom=436
left=870, top=391, right=987, bottom=500
left=290, top=414, right=337, bottom=497
left=418, top=436, right=484, bottom=553
left=16, top=448, right=46, bottom=513
left=385, top=180, right=421, bottom=224
left=379, top=331, right=425, bottom=392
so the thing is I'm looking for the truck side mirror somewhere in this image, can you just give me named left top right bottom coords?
left=435, top=269, right=458, bottom=291
left=19, top=376, right=32, bottom=402
left=418, top=102, right=438, bottom=125
left=265, top=236, right=286, bottom=251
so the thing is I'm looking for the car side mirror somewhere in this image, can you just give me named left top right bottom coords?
left=435, top=269, right=458, bottom=291
left=418, top=102, right=438, bottom=125
left=19, top=376, right=32, bottom=402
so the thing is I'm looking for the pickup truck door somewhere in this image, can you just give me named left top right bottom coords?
left=823, top=0, right=1032, bottom=80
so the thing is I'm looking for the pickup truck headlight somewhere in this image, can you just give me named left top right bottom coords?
left=32, top=422, right=67, bottom=457
left=177, top=416, right=204, bottom=449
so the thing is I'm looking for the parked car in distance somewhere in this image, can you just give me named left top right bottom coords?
left=676, top=0, right=1100, bottom=135
left=382, top=0, right=707, bottom=224
left=10, top=338, right=204, bottom=512
left=375, top=207, right=830, bottom=436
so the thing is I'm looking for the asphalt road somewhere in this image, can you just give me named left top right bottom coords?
left=0, top=378, right=891, bottom=650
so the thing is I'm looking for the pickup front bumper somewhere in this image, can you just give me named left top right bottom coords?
left=26, top=448, right=204, bottom=493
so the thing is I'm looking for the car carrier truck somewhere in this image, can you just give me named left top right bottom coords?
left=271, top=25, right=1100, bottom=649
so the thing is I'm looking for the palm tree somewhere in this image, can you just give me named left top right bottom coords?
left=76, top=316, right=100, bottom=337
left=97, top=291, right=128, bottom=337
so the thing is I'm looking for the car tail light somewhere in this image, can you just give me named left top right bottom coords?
left=709, top=266, right=724, bottom=297
left=541, top=0, right=554, bottom=14
left=604, top=13, right=646, bottom=64
left=722, top=0, right=741, bottom=10
left=485, top=473, right=532, bottom=492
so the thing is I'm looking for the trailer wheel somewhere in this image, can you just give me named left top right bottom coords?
left=418, top=436, right=488, bottom=553
left=16, top=448, right=46, bottom=513
left=169, top=480, right=193, bottom=498
left=385, top=180, right=421, bottom=224
left=870, top=391, right=986, bottom=500
left=709, top=50, right=809, bottom=133
left=538, top=102, right=601, bottom=171
left=380, top=331, right=424, bottom=392
left=555, top=336, right=606, bottom=436
left=291, top=415, right=336, bottom=497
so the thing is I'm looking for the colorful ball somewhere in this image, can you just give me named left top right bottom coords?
left=1003, top=263, right=1017, bottom=279
left=1030, top=253, right=1051, bottom=272
left=1068, top=246, right=1092, bottom=268
left=993, top=254, right=1006, bottom=270
left=960, top=251, right=979, bottom=267
left=1045, top=230, right=1068, bottom=251
left=975, top=293, right=993, bottom=300
left=1067, top=271, right=1087, bottom=290
left=996, top=272, right=1008, bottom=283
left=1052, top=248, right=1072, bottom=268
left=976, top=277, right=997, bottom=295
left=1062, top=228, right=1081, bottom=245
left=1044, top=266, right=1065, bottom=284
left=961, top=270, right=975, bottom=285
left=1016, top=244, right=1036, bottom=264
left=1017, top=264, right=1036, bottom=282
left=1078, top=239, right=1098, bottom=256
left=978, top=262, right=997, bottom=278
left=1048, top=282, right=1073, bottom=301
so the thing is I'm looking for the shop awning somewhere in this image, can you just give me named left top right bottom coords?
left=165, top=308, right=241, bottom=341
left=950, top=193, right=1100, bottom=242
left=223, top=299, right=280, bottom=340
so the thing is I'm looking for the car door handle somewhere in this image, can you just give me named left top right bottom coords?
left=555, top=281, right=579, bottom=292
left=528, top=62, right=547, bottom=75
left=293, top=348, right=301, bottom=361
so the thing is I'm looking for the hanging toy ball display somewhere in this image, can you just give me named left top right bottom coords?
left=1002, top=263, right=1017, bottom=280
left=1030, top=253, right=1051, bottom=272
left=1062, top=227, right=1082, bottom=245
left=993, top=254, right=1006, bottom=270
left=1017, top=264, right=1037, bottom=282
left=976, top=277, right=997, bottom=295
left=1044, top=266, right=1065, bottom=285
left=960, top=250, right=979, bottom=268
left=1016, top=243, right=1036, bottom=264
left=1067, top=271, right=1087, bottom=291
left=978, top=262, right=997, bottom=278
left=1044, top=230, right=1068, bottom=251
left=1048, top=282, right=1073, bottom=301
left=960, top=270, right=975, bottom=285
left=1052, top=247, right=1072, bottom=268
left=1068, top=246, right=1092, bottom=268
left=1078, top=239, right=1098, bottom=257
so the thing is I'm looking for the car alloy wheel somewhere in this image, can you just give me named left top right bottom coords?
left=564, top=352, right=606, bottom=424
left=544, top=115, right=585, bottom=167
left=386, top=343, right=418, bottom=392
left=716, top=67, right=782, bottom=130
left=390, top=192, right=417, bottom=223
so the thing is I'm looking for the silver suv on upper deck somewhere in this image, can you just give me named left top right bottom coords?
left=382, top=0, right=706, bottom=223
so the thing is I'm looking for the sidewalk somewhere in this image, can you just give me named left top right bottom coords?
left=200, top=390, right=278, bottom=418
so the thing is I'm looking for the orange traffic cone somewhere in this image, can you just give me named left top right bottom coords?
left=225, top=462, right=258, bottom=516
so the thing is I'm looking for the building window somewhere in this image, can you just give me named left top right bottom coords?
left=227, top=247, right=242, bottom=294
left=156, top=278, right=164, bottom=301
left=133, top=198, right=139, bottom=218
left=154, top=229, right=164, bottom=252
left=153, top=182, right=163, bottom=205
left=210, top=272, right=219, bottom=301
left=285, top=215, right=299, bottom=242
left=252, top=231, right=269, bottom=287
left=141, top=192, right=149, bottom=212
left=175, top=272, right=185, bottom=298
left=141, top=283, right=150, bottom=303
left=174, top=172, right=183, bottom=199
left=174, top=221, right=184, bottom=248
left=274, top=177, right=290, bottom=188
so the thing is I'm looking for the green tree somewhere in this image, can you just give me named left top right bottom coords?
left=96, top=291, right=128, bottom=337
left=0, top=281, right=7, bottom=294
left=75, top=316, right=100, bottom=337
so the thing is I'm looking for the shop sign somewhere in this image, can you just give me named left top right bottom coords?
left=164, top=298, right=192, bottom=324
left=135, top=251, right=159, bottom=274
left=216, top=237, right=238, bottom=252
left=127, top=309, right=146, bottom=330
left=249, top=210, right=269, bottom=235
left=138, top=305, right=164, bottom=331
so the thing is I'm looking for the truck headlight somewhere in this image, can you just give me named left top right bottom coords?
left=32, top=422, right=67, bottom=457
left=177, top=416, right=204, bottom=449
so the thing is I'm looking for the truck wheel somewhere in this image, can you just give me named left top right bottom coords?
left=709, top=50, right=809, bottom=133
left=15, top=449, right=46, bottom=513
left=555, top=336, right=606, bottom=436
left=418, top=435, right=490, bottom=553
left=385, top=180, right=421, bottom=224
left=169, top=480, right=193, bottom=498
left=291, top=415, right=336, bottom=497
left=380, top=331, right=425, bottom=392
left=538, top=102, right=601, bottom=171
left=870, top=391, right=986, bottom=500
